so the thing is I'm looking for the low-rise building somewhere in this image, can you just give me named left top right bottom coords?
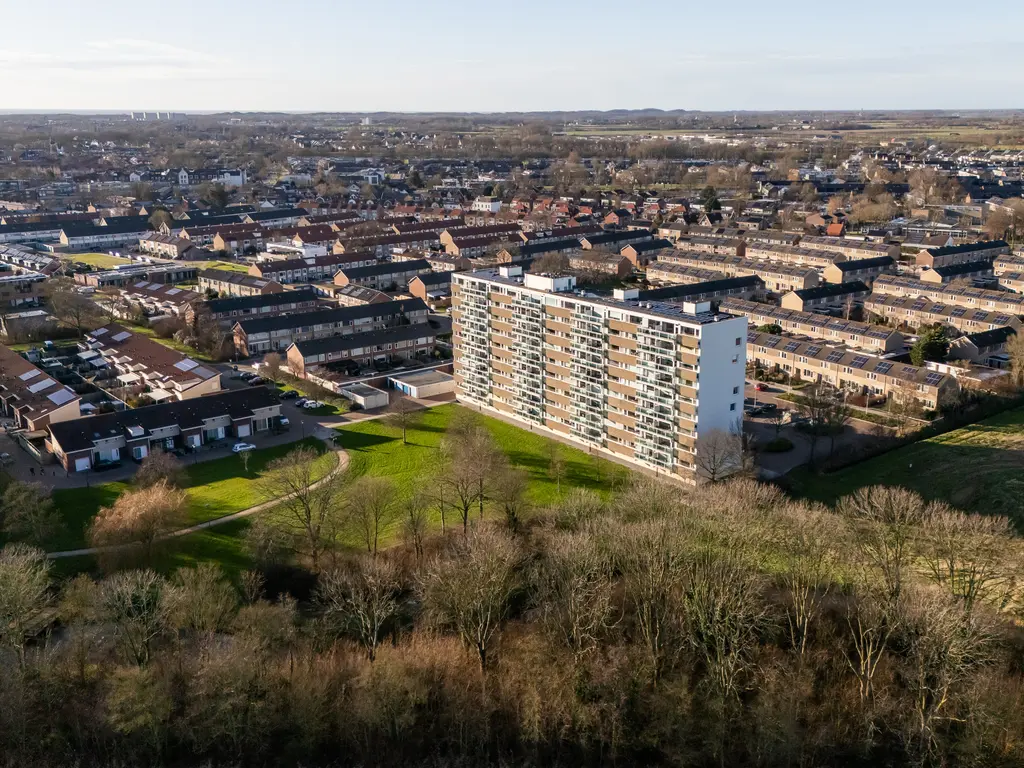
left=333, top=259, right=431, bottom=291
left=579, top=230, right=654, bottom=251
left=919, top=260, right=995, bottom=284
left=642, top=263, right=731, bottom=286
left=60, top=219, right=152, bottom=249
left=286, top=323, right=440, bottom=378
left=248, top=253, right=375, bottom=284
left=408, top=272, right=452, bottom=303
left=121, top=282, right=201, bottom=317
left=798, top=236, right=900, bottom=260
left=745, top=330, right=957, bottom=410
left=863, top=294, right=1023, bottom=334
left=671, top=235, right=744, bottom=257
left=745, top=243, right=847, bottom=269
left=656, top=252, right=819, bottom=295
left=75, top=264, right=198, bottom=289
left=780, top=281, right=871, bottom=312
left=186, top=286, right=320, bottom=325
left=0, top=344, right=81, bottom=432
left=948, top=327, right=1018, bottom=364
left=232, top=297, right=429, bottom=356
left=48, top=387, right=281, bottom=472
left=916, top=240, right=1008, bottom=269
left=720, top=297, right=904, bottom=353
left=822, top=256, right=895, bottom=285
left=198, top=269, right=284, bottom=298
left=323, top=284, right=391, bottom=307
left=993, top=254, right=1024, bottom=276
left=872, top=274, right=1024, bottom=313
left=138, top=233, right=207, bottom=260
left=567, top=251, right=633, bottom=278
left=621, top=238, right=674, bottom=266
left=616, top=275, right=763, bottom=304
left=84, top=324, right=222, bottom=402
left=998, top=271, right=1024, bottom=293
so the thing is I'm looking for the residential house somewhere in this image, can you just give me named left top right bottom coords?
left=121, top=282, right=201, bottom=318
left=287, top=324, right=440, bottom=378
left=325, top=284, right=391, bottom=307
left=198, top=269, right=284, bottom=298
left=916, top=240, right=1009, bottom=269
left=186, top=287, right=321, bottom=326
left=408, top=272, right=452, bottom=303
left=745, top=243, right=847, bottom=270
left=333, top=259, right=432, bottom=291
left=567, top=251, right=632, bottom=278
left=948, top=327, right=1018, bottom=364
left=249, top=253, right=375, bottom=284
left=871, top=274, right=1024, bottom=314
left=780, top=281, right=870, bottom=313
left=621, top=238, right=674, bottom=267
left=579, top=230, right=653, bottom=251
left=0, top=344, right=80, bottom=432
left=655, top=253, right=819, bottom=295
left=798, top=236, right=899, bottom=260
left=673, top=236, right=745, bottom=257
left=822, top=256, right=895, bottom=285
left=863, top=294, right=1023, bottom=334
left=75, top=264, right=198, bottom=289
left=920, top=260, right=995, bottom=284
left=615, top=275, right=763, bottom=304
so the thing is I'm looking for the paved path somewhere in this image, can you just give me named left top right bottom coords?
left=47, top=447, right=349, bottom=559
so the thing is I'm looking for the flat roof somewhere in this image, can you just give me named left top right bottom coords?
left=388, top=369, right=453, bottom=387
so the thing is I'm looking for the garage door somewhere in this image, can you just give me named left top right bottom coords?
left=236, top=424, right=251, bottom=437
left=74, top=457, right=90, bottom=473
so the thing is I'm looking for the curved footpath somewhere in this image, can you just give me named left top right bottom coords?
left=47, top=447, right=349, bottom=560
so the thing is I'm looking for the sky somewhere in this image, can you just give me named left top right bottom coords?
left=2, top=0, right=1023, bottom=113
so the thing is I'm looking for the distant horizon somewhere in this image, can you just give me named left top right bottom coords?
left=4, top=0, right=1024, bottom=113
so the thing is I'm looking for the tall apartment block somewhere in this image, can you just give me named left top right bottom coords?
left=451, top=266, right=748, bottom=483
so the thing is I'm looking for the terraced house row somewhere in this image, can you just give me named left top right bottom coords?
left=871, top=274, right=1024, bottom=314
left=862, top=294, right=1023, bottom=334
left=451, top=266, right=748, bottom=483
left=655, top=252, right=818, bottom=294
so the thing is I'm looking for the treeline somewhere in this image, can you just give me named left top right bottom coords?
left=1, top=464, right=1023, bottom=766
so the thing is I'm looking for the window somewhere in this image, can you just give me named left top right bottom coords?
left=732, top=355, right=739, bottom=363
left=730, top=403, right=736, bottom=411
left=735, top=337, right=742, bottom=346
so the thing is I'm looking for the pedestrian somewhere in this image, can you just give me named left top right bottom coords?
left=29, top=466, right=34, bottom=476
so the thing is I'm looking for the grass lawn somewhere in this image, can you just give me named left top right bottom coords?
left=123, top=322, right=215, bottom=362
left=196, top=260, right=250, bottom=273
left=276, top=381, right=351, bottom=416
left=331, top=403, right=632, bottom=547
left=62, top=252, right=134, bottom=269
left=46, top=438, right=336, bottom=552
left=789, top=405, right=1024, bottom=526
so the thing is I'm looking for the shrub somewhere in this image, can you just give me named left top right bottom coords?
left=762, top=437, right=794, bottom=453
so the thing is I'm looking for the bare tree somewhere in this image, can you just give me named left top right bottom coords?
left=256, top=446, right=344, bottom=571
left=838, top=485, right=926, bottom=610
left=239, top=448, right=252, bottom=475
left=99, top=569, right=167, bottom=665
left=824, top=392, right=853, bottom=458
left=0, top=544, right=51, bottom=667
left=546, top=441, right=567, bottom=494
left=439, top=421, right=499, bottom=533
left=553, top=488, right=605, bottom=532
left=918, top=505, right=1014, bottom=613
left=163, top=563, right=238, bottom=635
left=421, top=527, right=523, bottom=671
left=88, top=480, right=188, bottom=568
left=798, top=382, right=839, bottom=470
left=1006, top=329, right=1024, bottom=389
left=844, top=585, right=897, bottom=704
left=45, top=276, right=102, bottom=337
left=401, top=491, right=430, bottom=563
left=0, top=481, right=63, bottom=547
left=134, top=450, right=185, bottom=489
left=346, top=476, right=398, bottom=556
left=538, top=531, right=616, bottom=665
left=492, top=466, right=529, bottom=533
left=261, top=352, right=282, bottom=383
left=316, top=557, right=401, bottom=661
left=382, top=395, right=419, bottom=445
left=694, top=427, right=742, bottom=483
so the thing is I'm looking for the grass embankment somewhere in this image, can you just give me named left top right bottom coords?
left=332, top=404, right=631, bottom=547
left=790, top=405, right=1024, bottom=525
left=62, top=253, right=134, bottom=269
left=48, top=438, right=336, bottom=553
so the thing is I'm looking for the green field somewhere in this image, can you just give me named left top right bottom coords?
left=333, top=404, right=631, bottom=545
left=195, top=260, right=250, bottom=273
left=46, top=438, right=336, bottom=552
left=790, top=406, right=1024, bottom=525
left=62, top=252, right=134, bottom=268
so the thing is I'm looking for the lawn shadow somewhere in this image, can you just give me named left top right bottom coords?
left=333, top=431, right=398, bottom=451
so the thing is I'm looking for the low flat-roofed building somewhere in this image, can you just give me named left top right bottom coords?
left=84, top=324, right=222, bottom=401
left=199, top=269, right=284, bottom=298
left=920, top=260, right=995, bottom=284
left=780, top=281, right=870, bottom=312
left=0, top=343, right=81, bottom=432
left=286, top=324, right=440, bottom=378
left=798, top=236, right=900, bottom=260
left=389, top=369, right=455, bottom=398
left=48, top=386, right=281, bottom=471
left=916, top=240, right=1008, bottom=269
left=746, top=330, right=957, bottom=410
left=721, top=297, right=904, bottom=353
left=863, top=294, right=1023, bottom=334
left=341, top=383, right=390, bottom=410
left=822, top=256, right=895, bottom=285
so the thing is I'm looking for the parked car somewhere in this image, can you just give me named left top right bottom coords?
left=241, top=372, right=259, bottom=381
left=279, top=390, right=299, bottom=400
left=302, top=400, right=322, bottom=409
left=761, top=403, right=778, bottom=413
left=232, top=442, right=256, bottom=453
left=755, top=383, right=770, bottom=392
left=279, top=417, right=290, bottom=427
left=0, top=453, right=13, bottom=466
left=248, top=377, right=265, bottom=386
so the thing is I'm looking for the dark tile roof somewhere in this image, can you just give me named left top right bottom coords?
left=624, top=238, right=674, bottom=253
left=791, top=281, right=870, bottom=300
left=49, top=387, right=280, bottom=453
left=926, top=240, right=1008, bottom=257
left=928, top=260, right=995, bottom=277
left=290, top=323, right=439, bottom=357
left=245, top=207, right=309, bottom=222
left=235, top=298, right=427, bottom=334
left=832, top=256, right=894, bottom=272
left=581, top=231, right=653, bottom=247
left=336, top=259, right=430, bottom=279
left=964, top=326, right=1017, bottom=348
left=519, top=238, right=582, bottom=257
left=411, top=271, right=452, bottom=288
left=204, top=287, right=319, bottom=314
left=639, top=275, right=762, bottom=300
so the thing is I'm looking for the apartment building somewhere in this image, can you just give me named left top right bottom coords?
left=745, top=330, right=957, bottom=410
left=780, top=281, right=870, bottom=313
left=0, top=343, right=81, bottom=432
left=332, top=259, right=431, bottom=291
left=232, top=297, right=429, bottom=356
left=916, top=240, right=1008, bottom=269
left=919, top=260, right=994, bottom=284
left=798, top=236, right=900, bottom=260
left=657, top=252, right=819, bottom=294
left=863, top=294, right=1023, bottom=334
left=198, top=269, right=284, bottom=298
left=745, top=243, right=847, bottom=270
left=48, top=387, right=281, bottom=472
left=84, top=324, right=222, bottom=402
left=872, top=274, right=1024, bottom=313
left=720, top=298, right=904, bottom=353
left=185, top=286, right=321, bottom=326
left=822, top=256, right=895, bottom=285
left=451, top=267, right=748, bottom=483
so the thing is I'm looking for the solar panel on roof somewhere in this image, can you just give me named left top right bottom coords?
left=806, top=345, right=822, bottom=355
left=111, top=331, right=131, bottom=342
left=765, top=337, right=782, bottom=348
left=783, top=341, right=800, bottom=352
left=825, top=350, right=845, bottom=363
left=27, top=378, right=56, bottom=393
left=950, top=307, right=967, bottom=317
left=993, top=315, right=1012, bottom=324
left=166, top=287, right=181, bottom=295
left=91, top=327, right=109, bottom=336
left=18, top=369, right=40, bottom=381
left=47, top=388, right=75, bottom=406
left=875, top=361, right=893, bottom=374
left=924, top=372, right=944, bottom=386
left=173, top=359, right=199, bottom=372
left=850, top=355, right=870, bottom=369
